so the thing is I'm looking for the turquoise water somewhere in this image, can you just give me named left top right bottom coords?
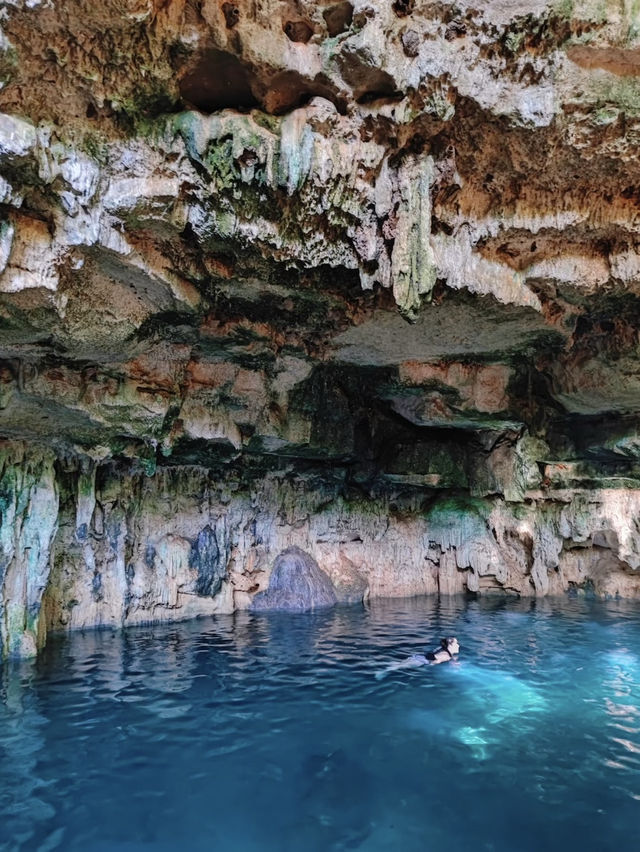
left=1, top=595, right=640, bottom=851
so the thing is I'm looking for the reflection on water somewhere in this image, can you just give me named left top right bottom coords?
left=2, top=596, right=640, bottom=851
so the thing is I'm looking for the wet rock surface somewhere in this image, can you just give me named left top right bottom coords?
left=251, top=546, right=338, bottom=612
left=2, top=1, right=640, bottom=654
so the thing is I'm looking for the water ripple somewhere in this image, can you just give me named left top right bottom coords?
left=1, top=596, right=640, bottom=851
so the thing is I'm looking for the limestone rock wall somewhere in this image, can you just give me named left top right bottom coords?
left=2, top=2, right=640, bottom=654
left=0, top=444, right=58, bottom=657
left=2, top=439, right=640, bottom=657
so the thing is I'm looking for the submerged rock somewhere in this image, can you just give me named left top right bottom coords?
left=251, top=547, right=337, bottom=612
left=296, top=747, right=373, bottom=850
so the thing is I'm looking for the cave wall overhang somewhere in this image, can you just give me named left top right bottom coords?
left=2, top=1, right=640, bottom=653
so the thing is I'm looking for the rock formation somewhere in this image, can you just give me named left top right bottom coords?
left=2, top=0, right=640, bottom=656
left=251, top=546, right=338, bottom=611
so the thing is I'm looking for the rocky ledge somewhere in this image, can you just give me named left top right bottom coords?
left=2, top=0, right=640, bottom=657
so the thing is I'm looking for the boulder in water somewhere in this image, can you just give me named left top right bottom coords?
left=251, top=547, right=337, bottom=612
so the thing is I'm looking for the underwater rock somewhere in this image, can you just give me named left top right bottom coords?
left=296, top=748, right=373, bottom=850
left=251, top=547, right=338, bottom=612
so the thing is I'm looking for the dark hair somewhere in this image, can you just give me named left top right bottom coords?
left=441, top=637, right=457, bottom=649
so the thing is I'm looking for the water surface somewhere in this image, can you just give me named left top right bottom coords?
left=1, top=595, right=640, bottom=851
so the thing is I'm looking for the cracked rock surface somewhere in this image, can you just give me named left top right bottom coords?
left=3, top=1, right=640, bottom=656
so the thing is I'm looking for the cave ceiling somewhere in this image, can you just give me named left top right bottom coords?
left=1, top=0, right=640, bottom=493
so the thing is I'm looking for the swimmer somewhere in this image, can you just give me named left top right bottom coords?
left=425, top=636, right=460, bottom=665
left=377, top=636, right=460, bottom=677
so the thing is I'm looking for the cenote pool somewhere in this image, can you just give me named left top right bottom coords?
left=1, top=596, right=640, bottom=851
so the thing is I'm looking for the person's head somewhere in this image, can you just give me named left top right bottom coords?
left=441, top=636, right=460, bottom=655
